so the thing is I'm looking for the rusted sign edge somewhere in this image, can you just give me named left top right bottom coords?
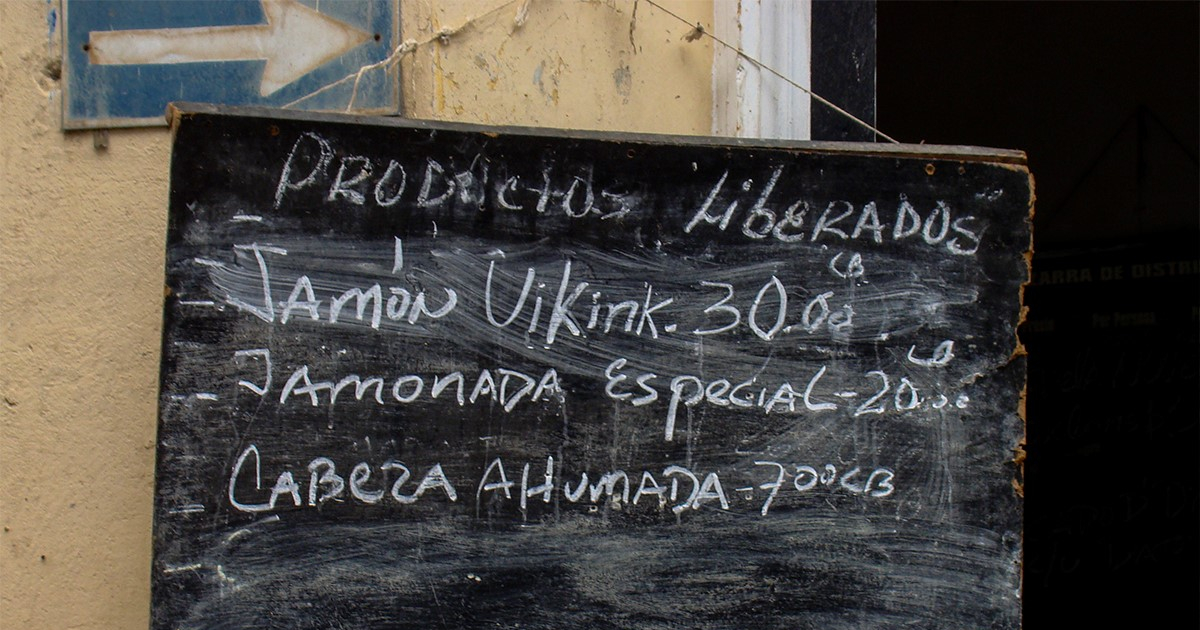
left=165, top=102, right=1030, bottom=166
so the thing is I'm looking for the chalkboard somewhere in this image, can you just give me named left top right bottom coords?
left=153, top=103, right=1031, bottom=629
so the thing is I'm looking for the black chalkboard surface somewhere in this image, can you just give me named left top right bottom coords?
left=153, top=103, right=1031, bottom=629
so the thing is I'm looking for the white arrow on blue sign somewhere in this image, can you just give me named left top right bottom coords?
left=62, top=0, right=397, bottom=129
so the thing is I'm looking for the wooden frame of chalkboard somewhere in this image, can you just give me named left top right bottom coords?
left=153, top=103, right=1031, bottom=629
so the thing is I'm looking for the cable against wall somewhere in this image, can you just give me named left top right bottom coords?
left=283, top=0, right=524, bottom=110
left=286, top=0, right=897, bottom=144
left=642, top=0, right=897, bottom=143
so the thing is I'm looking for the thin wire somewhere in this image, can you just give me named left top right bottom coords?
left=288, top=0, right=897, bottom=144
left=282, top=0, right=522, bottom=111
left=642, top=0, right=898, bottom=143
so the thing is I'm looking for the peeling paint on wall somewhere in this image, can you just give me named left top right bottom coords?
left=400, top=0, right=712, bottom=132
left=612, top=59, right=632, bottom=103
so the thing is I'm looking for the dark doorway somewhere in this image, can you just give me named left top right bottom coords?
left=878, top=3, right=1199, bottom=627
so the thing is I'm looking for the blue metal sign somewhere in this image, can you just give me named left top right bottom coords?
left=63, top=0, right=397, bottom=129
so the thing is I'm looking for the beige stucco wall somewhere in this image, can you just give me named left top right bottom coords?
left=0, top=0, right=711, bottom=627
left=399, top=0, right=712, bottom=132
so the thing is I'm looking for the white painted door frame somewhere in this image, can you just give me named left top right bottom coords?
left=712, top=0, right=812, bottom=140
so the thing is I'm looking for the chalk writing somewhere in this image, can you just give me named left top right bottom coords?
left=229, top=444, right=459, bottom=513
left=685, top=172, right=984, bottom=256
left=193, top=135, right=996, bottom=479
left=271, top=364, right=562, bottom=411
left=154, top=109, right=1030, bottom=629
left=228, top=445, right=896, bottom=518
left=275, top=132, right=636, bottom=222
